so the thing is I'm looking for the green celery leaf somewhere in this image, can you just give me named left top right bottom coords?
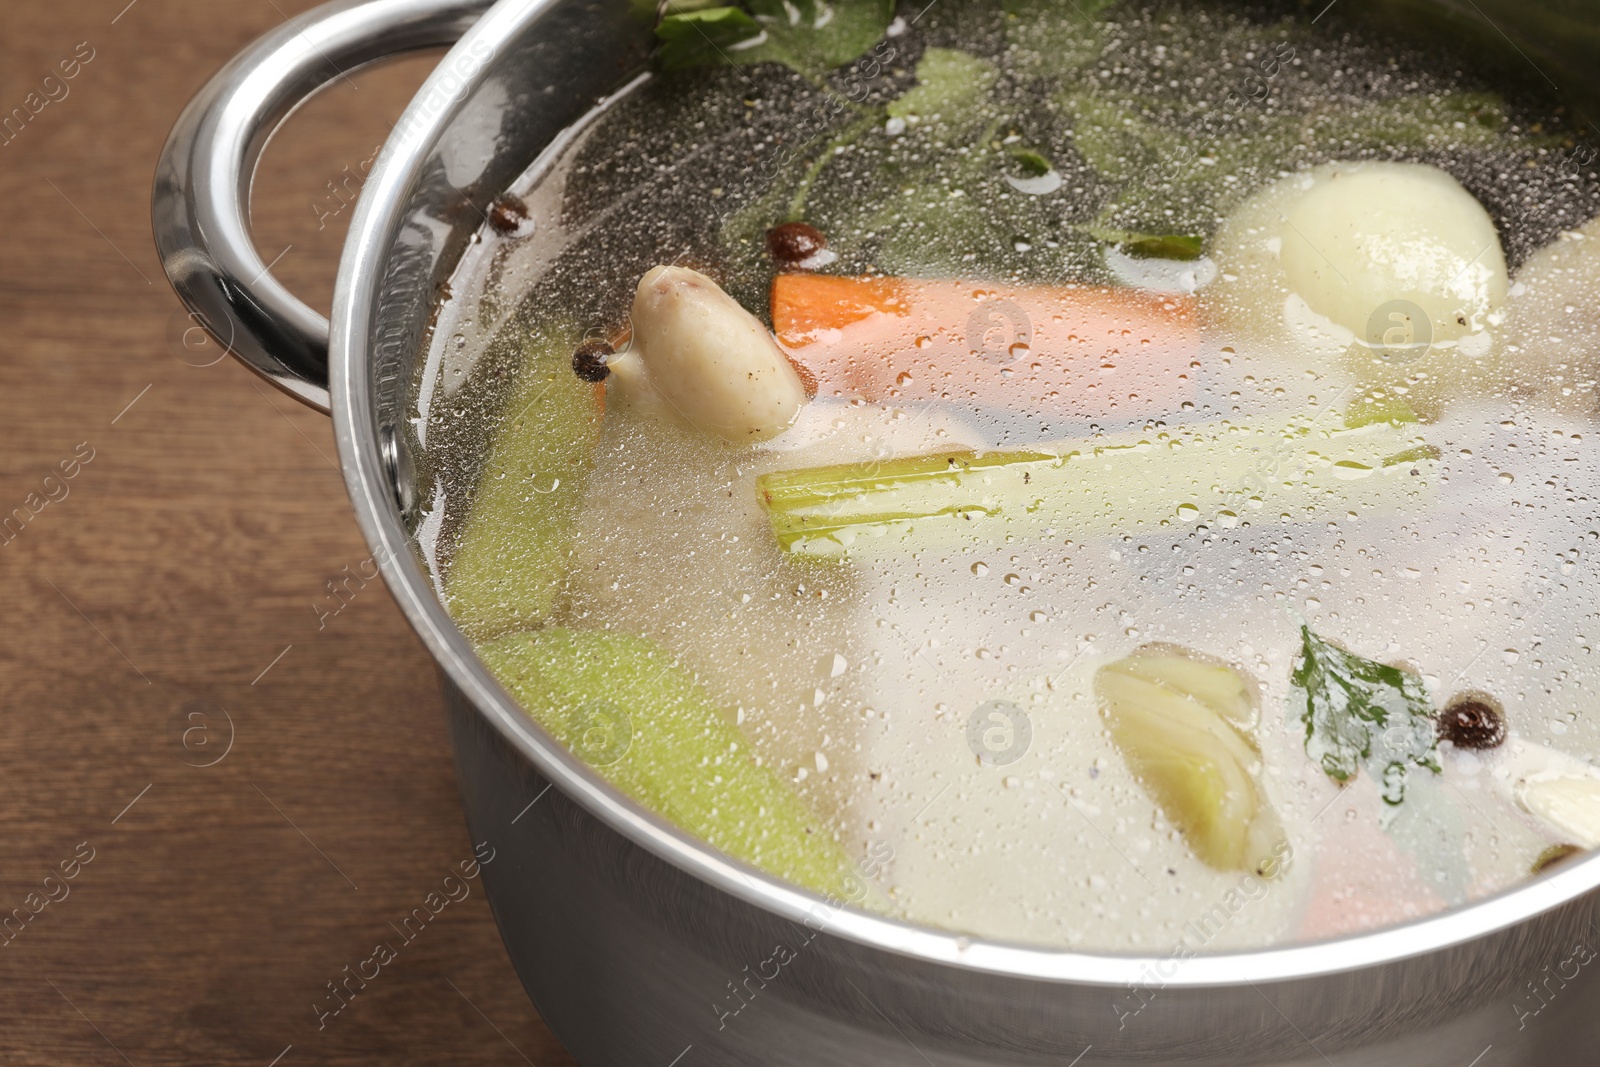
left=741, top=0, right=893, bottom=76
left=1292, top=625, right=1440, bottom=805
left=1002, top=0, right=1113, bottom=76
left=1117, top=232, right=1204, bottom=260
left=633, top=0, right=729, bottom=19
left=659, top=0, right=893, bottom=77
left=1300, top=91, right=1513, bottom=151
left=1007, top=146, right=1053, bottom=176
left=887, top=48, right=999, bottom=125
left=656, top=7, right=763, bottom=71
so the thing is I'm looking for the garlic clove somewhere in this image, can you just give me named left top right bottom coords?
left=1515, top=777, right=1600, bottom=850
left=1486, top=738, right=1600, bottom=848
left=624, top=265, right=808, bottom=443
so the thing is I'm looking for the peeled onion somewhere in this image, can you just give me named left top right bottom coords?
left=1208, top=161, right=1509, bottom=409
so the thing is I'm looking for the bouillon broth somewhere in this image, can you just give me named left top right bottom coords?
left=411, top=0, right=1600, bottom=949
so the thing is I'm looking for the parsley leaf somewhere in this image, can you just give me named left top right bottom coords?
left=656, top=0, right=893, bottom=78
left=656, top=7, right=764, bottom=71
left=1006, top=146, right=1054, bottom=177
left=1097, top=230, right=1205, bottom=261
left=1292, top=625, right=1440, bottom=805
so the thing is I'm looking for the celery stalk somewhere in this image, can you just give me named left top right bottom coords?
left=480, top=627, right=873, bottom=902
left=758, top=405, right=1439, bottom=558
left=447, top=328, right=602, bottom=637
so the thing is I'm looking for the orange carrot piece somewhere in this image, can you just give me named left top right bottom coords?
left=771, top=274, right=1198, bottom=420
left=772, top=275, right=911, bottom=342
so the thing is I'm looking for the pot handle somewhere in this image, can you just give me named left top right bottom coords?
left=152, top=0, right=493, bottom=413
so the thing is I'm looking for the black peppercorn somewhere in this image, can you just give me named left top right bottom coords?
left=487, top=194, right=532, bottom=236
left=1437, top=697, right=1506, bottom=750
left=766, top=222, right=827, bottom=267
left=572, top=340, right=614, bottom=382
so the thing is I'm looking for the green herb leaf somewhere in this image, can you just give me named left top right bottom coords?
left=1301, top=91, right=1515, bottom=150
left=1118, top=233, right=1204, bottom=261
left=1292, top=625, right=1440, bottom=805
left=633, top=0, right=730, bottom=18
left=739, top=0, right=893, bottom=77
left=1007, top=145, right=1053, bottom=177
left=887, top=48, right=999, bottom=125
left=825, top=47, right=1043, bottom=277
left=656, top=0, right=894, bottom=77
left=1002, top=0, right=1114, bottom=76
left=656, top=7, right=763, bottom=71
left=1083, top=225, right=1206, bottom=261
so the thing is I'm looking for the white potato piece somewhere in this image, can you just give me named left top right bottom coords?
left=1498, top=220, right=1600, bottom=414
left=1208, top=162, right=1509, bottom=411
left=610, top=265, right=808, bottom=443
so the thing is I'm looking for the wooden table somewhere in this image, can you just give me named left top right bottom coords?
left=0, top=2, right=576, bottom=1063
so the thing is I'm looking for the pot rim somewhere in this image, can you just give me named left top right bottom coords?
left=329, top=0, right=1600, bottom=989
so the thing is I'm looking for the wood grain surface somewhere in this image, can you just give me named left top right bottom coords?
left=0, top=2, right=578, bottom=1063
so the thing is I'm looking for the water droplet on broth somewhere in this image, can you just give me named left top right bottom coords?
left=1331, top=460, right=1375, bottom=480
left=972, top=562, right=989, bottom=576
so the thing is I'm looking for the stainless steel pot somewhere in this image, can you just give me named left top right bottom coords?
left=152, top=2, right=1600, bottom=1063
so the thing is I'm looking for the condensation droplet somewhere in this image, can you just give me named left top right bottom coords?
left=1331, top=460, right=1375, bottom=480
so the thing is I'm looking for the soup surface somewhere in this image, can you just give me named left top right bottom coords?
left=413, top=0, right=1600, bottom=950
